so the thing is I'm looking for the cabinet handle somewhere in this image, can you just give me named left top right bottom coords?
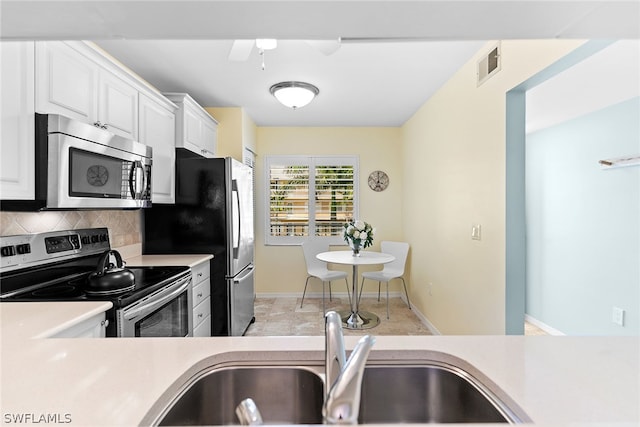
left=93, top=121, right=108, bottom=130
left=198, top=272, right=203, bottom=277
left=197, top=292, right=203, bottom=297
left=101, top=320, right=109, bottom=328
left=198, top=313, right=204, bottom=318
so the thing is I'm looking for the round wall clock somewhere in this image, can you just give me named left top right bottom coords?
left=368, top=170, right=389, bottom=192
left=86, top=165, right=109, bottom=187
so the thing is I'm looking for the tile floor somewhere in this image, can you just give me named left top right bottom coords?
left=244, top=296, right=432, bottom=336
left=244, top=296, right=548, bottom=336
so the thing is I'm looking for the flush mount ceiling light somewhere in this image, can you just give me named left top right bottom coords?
left=269, top=81, right=319, bottom=109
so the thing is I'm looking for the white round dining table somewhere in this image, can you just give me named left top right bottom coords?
left=316, top=250, right=395, bottom=329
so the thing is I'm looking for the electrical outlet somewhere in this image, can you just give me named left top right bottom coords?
left=612, top=307, right=625, bottom=326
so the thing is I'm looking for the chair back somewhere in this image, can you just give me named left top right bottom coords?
left=302, top=239, right=331, bottom=274
left=380, top=241, right=409, bottom=276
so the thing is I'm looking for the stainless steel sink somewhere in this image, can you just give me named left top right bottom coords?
left=158, top=366, right=325, bottom=425
left=150, top=356, right=529, bottom=425
left=359, top=363, right=522, bottom=423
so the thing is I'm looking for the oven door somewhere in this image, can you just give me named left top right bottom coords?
left=117, top=274, right=193, bottom=337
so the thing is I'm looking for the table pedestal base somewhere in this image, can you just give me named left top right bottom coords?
left=338, top=310, right=380, bottom=330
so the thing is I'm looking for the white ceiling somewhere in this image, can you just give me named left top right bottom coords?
left=526, top=40, right=640, bottom=134
left=2, top=1, right=639, bottom=127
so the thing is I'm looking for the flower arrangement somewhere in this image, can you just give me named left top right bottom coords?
left=343, top=219, right=375, bottom=254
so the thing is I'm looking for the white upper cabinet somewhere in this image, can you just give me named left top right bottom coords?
left=164, top=93, right=218, bottom=158
left=35, top=41, right=98, bottom=124
left=139, top=93, right=177, bottom=204
left=98, top=71, right=139, bottom=140
left=1, top=42, right=35, bottom=200
left=36, top=42, right=140, bottom=140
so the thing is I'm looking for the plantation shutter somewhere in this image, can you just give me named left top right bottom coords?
left=266, top=156, right=358, bottom=245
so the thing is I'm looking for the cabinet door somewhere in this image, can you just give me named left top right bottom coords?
left=49, top=313, right=108, bottom=338
left=139, top=94, right=176, bottom=203
left=99, top=71, right=138, bottom=140
left=200, top=116, right=218, bottom=158
left=35, top=41, right=98, bottom=123
left=1, top=42, right=35, bottom=200
left=184, top=107, right=203, bottom=153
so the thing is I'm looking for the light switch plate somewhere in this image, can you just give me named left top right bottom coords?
left=471, top=224, right=482, bottom=241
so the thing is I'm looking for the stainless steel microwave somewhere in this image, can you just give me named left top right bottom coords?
left=4, top=114, right=152, bottom=210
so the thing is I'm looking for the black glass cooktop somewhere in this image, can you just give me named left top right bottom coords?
left=0, top=253, right=189, bottom=308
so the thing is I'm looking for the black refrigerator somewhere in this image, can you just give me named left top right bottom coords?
left=142, top=153, right=255, bottom=336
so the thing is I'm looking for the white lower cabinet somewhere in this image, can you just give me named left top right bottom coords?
left=191, top=260, right=212, bottom=337
left=50, top=312, right=108, bottom=338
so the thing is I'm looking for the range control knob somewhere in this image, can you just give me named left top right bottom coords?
left=16, top=244, right=31, bottom=254
left=0, top=245, right=16, bottom=257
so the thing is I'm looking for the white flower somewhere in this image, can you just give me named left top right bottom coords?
left=354, top=220, right=365, bottom=230
left=353, top=230, right=361, bottom=239
left=360, top=231, right=368, bottom=240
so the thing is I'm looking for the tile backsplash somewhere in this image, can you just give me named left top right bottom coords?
left=0, top=211, right=141, bottom=248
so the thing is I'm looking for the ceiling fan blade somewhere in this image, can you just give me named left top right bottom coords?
left=228, top=40, right=255, bottom=61
left=305, top=39, right=341, bottom=55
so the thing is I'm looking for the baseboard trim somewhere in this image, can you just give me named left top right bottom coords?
left=525, top=314, right=565, bottom=336
left=406, top=301, right=441, bottom=335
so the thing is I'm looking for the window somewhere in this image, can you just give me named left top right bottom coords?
left=266, top=156, right=359, bottom=245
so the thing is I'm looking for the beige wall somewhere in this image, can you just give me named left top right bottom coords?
left=401, top=39, right=584, bottom=334
left=206, top=107, right=257, bottom=161
left=255, top=127, right=403, bottom=294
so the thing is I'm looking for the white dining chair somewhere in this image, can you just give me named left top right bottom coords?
left=359, top=241, right=411, bottom=319
left=301, top=240, right=351, bottom=313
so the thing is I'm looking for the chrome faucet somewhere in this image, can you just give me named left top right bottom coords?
left=323, top=311, right=375, bottom=425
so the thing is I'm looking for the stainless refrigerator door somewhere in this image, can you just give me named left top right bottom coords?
left=228, top=158, right=255, bottom=277
left=228, top=264, right=255, bottom=336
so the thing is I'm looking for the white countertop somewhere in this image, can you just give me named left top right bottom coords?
left=1, top=302, right=638, bottom=426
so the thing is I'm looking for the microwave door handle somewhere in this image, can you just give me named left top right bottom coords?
left=129, top=161, right=145, bottom=199
left=123, top=280, right=189, bottom=321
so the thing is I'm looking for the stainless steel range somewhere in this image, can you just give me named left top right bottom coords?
left=0, top=228, right=192, bottom=337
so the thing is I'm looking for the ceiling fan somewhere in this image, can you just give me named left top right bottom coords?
left=228, top=38, right=343, bottom=64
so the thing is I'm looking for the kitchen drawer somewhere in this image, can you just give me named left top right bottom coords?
left=193, top=296, right=211, bottom=329
left=192, top=261, right=210, bottom=284
left=193, top=314, right=211, bottom=337
left=192, top=277, right=211, bottom=309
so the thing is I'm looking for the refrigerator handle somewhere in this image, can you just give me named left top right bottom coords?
left=233, top=264, right=254, bottom=283
left=232, top=179, right=241, bottom=260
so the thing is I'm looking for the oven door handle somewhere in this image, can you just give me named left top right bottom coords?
left=123, top=279, right=189, bottom=321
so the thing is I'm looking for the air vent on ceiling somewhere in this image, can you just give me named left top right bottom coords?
left=477, top=42, right=501, bottom=86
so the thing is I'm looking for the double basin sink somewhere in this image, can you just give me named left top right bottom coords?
left=149, top=352, right=530, bottom=425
